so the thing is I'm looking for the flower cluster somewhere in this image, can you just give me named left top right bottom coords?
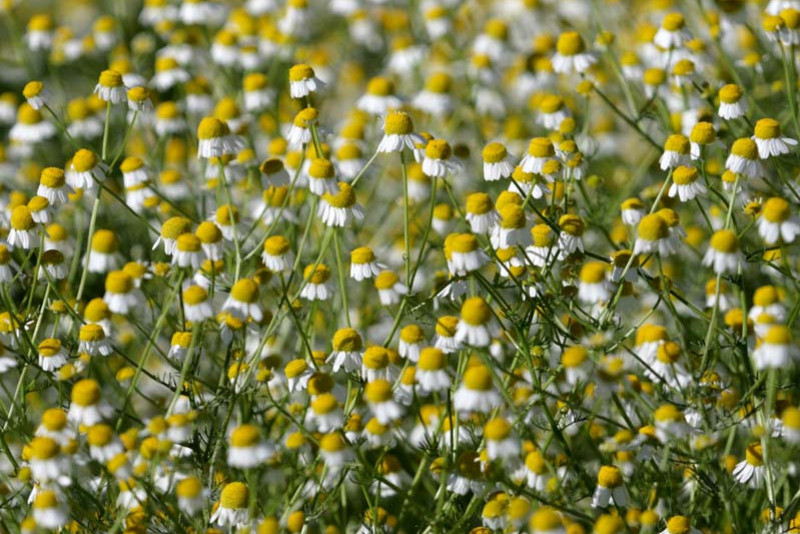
left=2, top=0, right=800, bottom=533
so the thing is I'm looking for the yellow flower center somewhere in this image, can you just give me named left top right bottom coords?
left=119, top=156, right=144, bottom=174
left=364, top=379, right=393, bottom=402
left=72, top=378, right=101, bottom=406
left=731, top=138, right=758, bottom=159
left=425, top=139, right=451, bottom=160
left=754, top=118, right=781, bottom=140
left=220, top=482, right=249, bottom=509
left=664, top=134, right=690, bottom=154
left=127, top=86, right=150, bottom=103
left=425, top=72, right=452, bottom=93
left=418, top=347, right=445, bottom=370
left=289, top=63, right=315, bottom=82
left=98, top=70, right=124, bottom=88
left=230, top=424, right=261, bottom=447
left=197, top=117, right=226, bottom=140
left=231, top=278, right=259, bottom=303
left=690, top=122, right=716, bottom=145
left=662, top=12, right=685, bottom=31
left=597, top=465, right=623, bottom=487
left=557, top=31, right=585, bottom=56
left=332, top=327, right=362, bottom=352
left=484, top=417, right=511, bottom=440
left=463, top=365, right=492, bottom=390
left=293, top=107, right=319, bottom=128
left=38, top=338, right=62, bottom=356
left=367, top=76, right=395, bottom=96
left=672, top=165, right=698, bottom=185
left=461, top=297, right=491, bottom=325
left=10, top=206, right=34, bottom=230
left=374, top=270, right=400, bottom=289
left=105, top=270, right=133, bottom=294
left=710, top=229, right=739, bottom=253
left=176, top=476, right=203, bottom=499
left=654, top=404, right=683, bottom=422
left=72, top=149, right=99, bottom=172
left=304, top=263, right=331, bottom=284
left=41, top=408, right=67, bottom=431
left=23, top=81, right=44, bottom=99
left=528, top=137, right=555, bottom=157
left=746, top=442, right=763, bottom=466
left=559, top=214, right=584, bottom=236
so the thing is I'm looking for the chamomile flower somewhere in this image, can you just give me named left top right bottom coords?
left=753, top=325, right=798, bottom=370
left=104, top=271, right=140, bottom=314
left=9, top=103, right=56, bottom=144
left=465, top=193, right=499, bottom=234
left=447, top=233, right=489, bottom=275
left=8, top=206, right=37, bottom=250
left=93, top=70, right=127, bottom=104
left=119, top=156, right=149, bottom=188
left=732, top=442, right=765, bottom=488
left=374, top=270, right=408, bottom=306
left=529, top=507, right=566, bottom=534
left=520, top=137, right=556, bottom=174
left=482, top=142, right=516, bottom=181
left=423, top=139, right=459, bottom=178
left=592, top=465, right=629, bottom=508
left=377, top=111, right=423, bottom=153
left=456, top=297, right=496, bottom=347
left=288, top=63, right=325, bottom=99
left=228, top=424, right=275, bottom=468
left=703, top=229, right=742, bottom=275
left=557, top=214, right=585, bottom=259
left=262, top=235, right=293, bottom=273
left=78, top=323, right=112, bottom=356
left=38, top=338, right=68, bottom=372
left=172, top=233, right=204, bottom=270
left=718, top=84, right=748, bottom=119
left=223, top=278, right=262, bottom=322
left=28, top=196, right=51, bottom=224
left=726, top=138, right=765, bottom=178
left=364, top=379, right=403, bottom=424
left=25, top=14, right=54, bottom=51
left=300, top=263, right=333, bottom=301
left=552, top=31, right=596, bottom=74
left=88, top=229, right=121, bottom=273
left=211, top=482, right=250, bottom=528
left=660, top=134, right=691, bottom=170
left=484, top=417, right=520, bottom=463
left=242, top=73, right=275, bottom=111
left=151, top=56, right=190, bottom=92
left=287, top=107, right=319, bottom=148
left=752, top=118, right=797, bottom=158
left=357, top=76, right=403, bottom=115
left=197, top=116, right=243, bottom=159
left=634, top=213, right=674, bottom=256
left=22, top=80, right=49, bottom=110
left=174, top=477, right=206, bottom=515
left=668, top=165, right=706, bottom=202
left=654, top=13, right=689, bottom=50
left=413, top=72, right=455, bottom=117
left=350, top=247, right=383, bottom=281
left=69, top=378, right=113, bottom=426
left=654, top=404, right=693, bottom=443
left=578, top=262, right=609, bottom=304
left=758, top=197, right=800, bottom=244
left=410, top=348, right=448, bottom=396
left=66, top=149, right=105, bottom=190
left=659, top=516, right=702, bottom=534
left=454, top=363, right=502, bottom=414
left=127, top=86, right=153, bottom=113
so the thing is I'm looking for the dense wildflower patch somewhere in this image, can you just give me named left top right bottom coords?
left=1, top=0, right=800, bottom=532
